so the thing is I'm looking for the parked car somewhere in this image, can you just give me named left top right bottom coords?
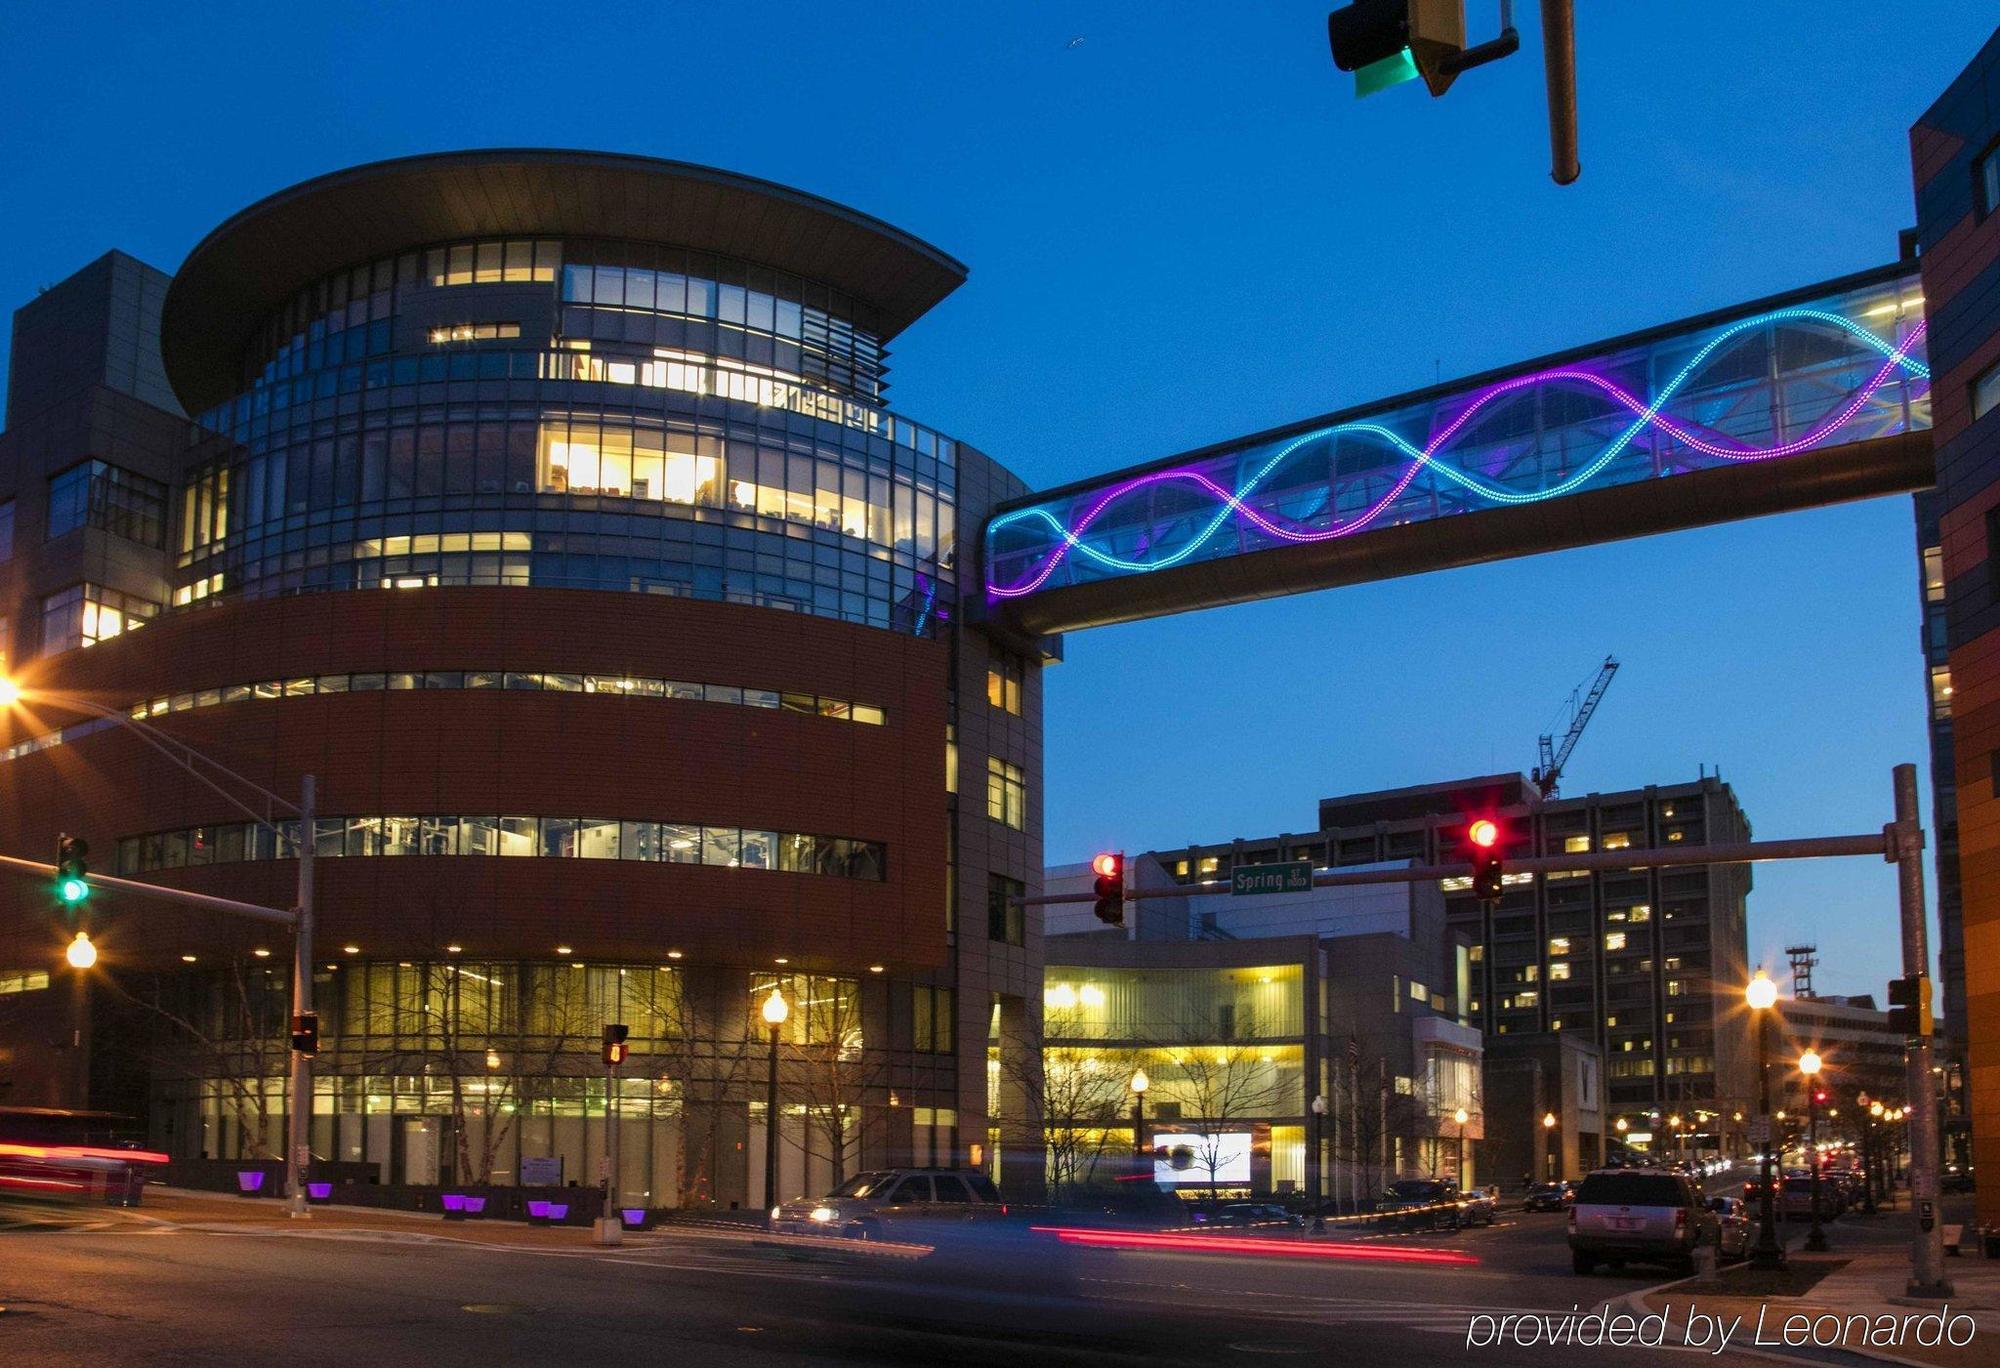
left=1375, top=1179, right=1464, bottom=1231
left=1942, top=1163, right=1976, bottom=1194
left=1523, top=1180, right=1577, bottom=1212
left=1568, top=1167, right=1718, bottom=1275
left=769, top=1167, right=1004, bottom=1239
left=1777, top=1176, right=1838, bottom=1222
left=1459, top=1186, right=1499, bottom=1226
left=1193, top=1202, right=1304, bottom=1229
left=1705, top=1195, right=1753, bottom=1261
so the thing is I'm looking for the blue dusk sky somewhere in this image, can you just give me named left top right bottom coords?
left=1, top=4, right=1993, bottom=1003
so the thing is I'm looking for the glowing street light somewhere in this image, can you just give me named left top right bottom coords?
left=65, top=930, right=97, bottom=969
left=1131, top=1066, right=1150, bottom=1160
left=761, top=985, right=789, bottom=1214
left=1799, top=1049, right=1828, bottom=1250
left=1745, top=968, right=1784, bottom=1269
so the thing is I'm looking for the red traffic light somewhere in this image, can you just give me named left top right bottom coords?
left=1467, top=819, right=1500, bottom=849
left=1092, top=852, right=1122, bottom=879
left=1092, top=851, right=1126, bottom=926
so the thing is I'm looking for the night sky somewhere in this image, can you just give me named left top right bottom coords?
left=2, top=4, right=1992, bottom=1004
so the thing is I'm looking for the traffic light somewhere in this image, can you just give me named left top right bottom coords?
left=602, top=1022, right=630, bottom=1067
left=1887, top=976, right=1934, bottom=1038
left=290, top=1011, right=319, bottom=1056
left=1468, top=818, right=1503, bottom=900
left=54, top=833, right=89, bottom=906
left=1328, top=0, right=1467, bottom=98
left=1092, top=852, right=1126, bottom=926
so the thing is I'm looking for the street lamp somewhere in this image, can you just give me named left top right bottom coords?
left=1310, top=1093, right=1329, bottom=1231
left=1866, top=1098, right=1885, bottom=1213
left=1, top=679, right=318, bottom=1218
left=1453, top=1106, right=1469, bottom=1187
left=1130, top=1066, right=1150, bottom=1160
left=1799, top=1050, right=1827, bottom=1251
left=1543, top=1110, right=1557, bottom=1182
left=761, top=986, right=788, bottom=1213
left=65, top=930, right=97, bottom=970
left=1745, top=968, right=1785, bottom=1270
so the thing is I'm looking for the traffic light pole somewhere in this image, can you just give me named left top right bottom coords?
left=284, top=776, right=316, bottom=1219
left=1891, top=764, right=1951, bottom=1299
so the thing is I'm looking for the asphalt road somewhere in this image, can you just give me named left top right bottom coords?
left=0, top=1182, right=1799, bottom=1368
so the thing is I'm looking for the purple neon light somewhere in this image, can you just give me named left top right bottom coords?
left=236, top=1170, right=266, bottom=1194
left=442, top=1193, right=467, bottom=1212
left=988, top=319, right=1927, bottom=599
left=621, top=1207, right=647, bottom=1226
left=307, top=1182, right=333, bottom=1200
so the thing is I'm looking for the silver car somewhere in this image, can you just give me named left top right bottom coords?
left=1705, top=1194, right=1753, bottom=1261
left=769, top=1168, right=1004, bottom=1240
left=1568, top=1167, right=1718, bottom=1275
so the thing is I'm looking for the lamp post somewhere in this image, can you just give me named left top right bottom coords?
left=1800, top=1050, right=1827, bottom=1251
left=1130, top=1066, right=1150, bottom=1161
left=1310, top=1093, right=1328, bottom=1231
left=1865, top=1099, right=1883, bottom=1214
left=1746, top=968, right=1785, bottom=1270
left=1543, top=1110, right=1558, bottom=1181
left=2, top=680, right=317, bottom=1219
left=761, top=986, right=788, bottom=1213
left=1453, top=1107, right=1469, bottom=1188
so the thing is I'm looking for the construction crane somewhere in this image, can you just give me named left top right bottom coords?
left=1532, top=656, right=1620, bottom=800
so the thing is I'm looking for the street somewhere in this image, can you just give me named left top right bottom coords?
left=0, top=1190, right=1776, bottom=1368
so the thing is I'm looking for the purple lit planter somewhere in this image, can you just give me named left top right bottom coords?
left=527, top=1199, right=569, bottom=1225
left=440, top=1194, right=487, bottom=1220
left=235, top=1170, right=266, bottom=1195
left=306, top=1182, right=333, bottom=1203
left=621, top=1207, right=649, bottom=1230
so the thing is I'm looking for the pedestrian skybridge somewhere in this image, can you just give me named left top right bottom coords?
left=982, top=264, right=1933, bottom=636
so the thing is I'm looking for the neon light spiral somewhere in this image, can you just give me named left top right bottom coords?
left=986, top=307, right=1929, bottom=600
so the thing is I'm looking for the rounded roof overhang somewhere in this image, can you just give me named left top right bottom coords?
left=160, top=149, right=968, bottom=416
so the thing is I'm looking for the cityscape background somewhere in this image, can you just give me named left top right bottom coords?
left=1, top=2, right=1993, bottom=1001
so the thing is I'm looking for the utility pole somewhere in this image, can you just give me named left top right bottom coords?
left=1890, top=764, right=1951, bottom=1299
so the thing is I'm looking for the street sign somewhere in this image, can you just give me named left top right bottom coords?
left=1232, top=861, right=1314, bottom=896
left=1748, top=1116, right=1772, bottom=1142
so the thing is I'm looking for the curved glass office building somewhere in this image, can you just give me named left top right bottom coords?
left=0, top=151, right=1048, bottom=1211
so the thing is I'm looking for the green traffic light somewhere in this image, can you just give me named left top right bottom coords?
left=58, top=876, right=88, bottom=905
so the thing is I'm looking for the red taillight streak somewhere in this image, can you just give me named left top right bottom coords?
left=1027, top=1226, right=1477, bottom=1266
left=0, top=1142, right=169, bottom=1164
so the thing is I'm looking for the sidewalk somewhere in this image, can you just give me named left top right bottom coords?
left=111, top=1187, right=926, bottom=1260
left=1635, top=1217, right=1995, bottom=1367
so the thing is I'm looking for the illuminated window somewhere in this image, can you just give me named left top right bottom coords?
left=1468, top=945, right=1483, bottom=963
left=945, top=725, right=958, bottom=795
left=986, top=758, right=1026, bottom=830
left=1549, top=937, right=1571, bottom=956
left=914, top=985, right=955, bottom=1053
left=1923, top=546, right=1945, bottom=603
left=428, top=322, right=522, bottom=343
left=1563, top=834, right=1591, bottom=853
left=1931, top=665, right=1954, bottom=720
left=1409, top=979, right=1427, bottom=1002
left=1198, top=856, right=1220, bottom=876
left=986, top=657, right=1023, bottom=715
left=0, top=969, right=50, bottom=995
left=1628, top=905, right=1652, bottom=923
left=1522, top=965, right=1539, bottom=982
left=1605, top=931, right=1627, bottom=951
left=38, top=584, right=157, bottom=656
left=1602, top=832, right=1633, bottom=850
left=1549, top=962, right=1572, bottom=981
left=425, top=240, right=558, bottom=286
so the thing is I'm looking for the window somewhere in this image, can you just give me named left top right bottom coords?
left=1601, top=832, right=1632, bottom=850
left=0, top=969, right=50, bottom=995
left=1549, top=937, right=1571, bottom=956
left=987, top=875, right=1024, bottom=946
left=39, top=584, right=158, bottom=656
left=1563, top=834, right=1591, bottom=853
left=1931, top=664, right=1954, bottom=720
left=1924, top=545, right=1945, bottom=603
left=1409, top=979, right=1427, bottom=1002
left=425, top=240, right=558, bottom=286
left=1977, top=359, right=2000, bottom=423
left=1549, top=962, right=1572, bottom=981
left=0, top=500, right=12, bottom=561
left=46, top=460, right=169, bottom=547
left=914, top=985, right=955, bottom=1053
left=986, top=757, right=1026, bottom=830
left=945, top=725, right=958, bottom=794
left=1604, top=931, right=1628, bottom=951
left=1980, top=141, right=2000, bottom=220
left=428, top=322, right=522, bottom=343
left=986, top=656, right=1023, bottom=715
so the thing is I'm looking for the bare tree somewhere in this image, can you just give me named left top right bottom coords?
left=1157, top=1034, right=1287, bottom=1205
left=776, top=974, right=877, bottom=1188
left=107, top=960, right=289, bottom=1160
left=1017, top=1006, right=1130, bottom=1201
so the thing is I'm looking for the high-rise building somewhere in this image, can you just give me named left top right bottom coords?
left=1142, top=773, right=1758, bottom=1149
left=0, top=151, right=1049, bottom=1207
left=1909, top=28, right=2000, bottom=1226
